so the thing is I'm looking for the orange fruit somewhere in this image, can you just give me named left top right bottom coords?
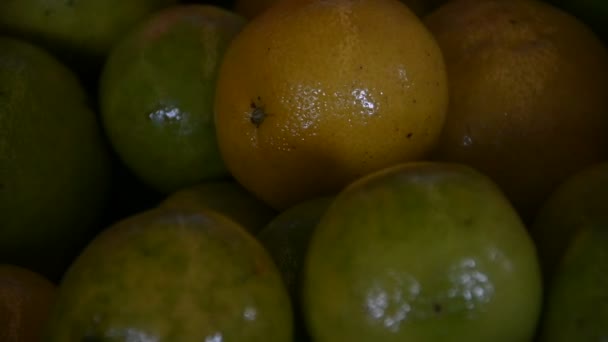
left=425, top=0, right=608, bottom=221
left=215, top=0, right=448, bottom=210
left=0, top=264, right=56, bottom=342
left=234, top=0, right=445, bottom=19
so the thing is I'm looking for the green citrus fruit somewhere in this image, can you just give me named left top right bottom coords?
left=0, top=0, right=177, bottom=67
left=159, top=180, right=277, bottom=234
left=530, top=161, right=608, bottom=280
left=537, top=226, right=608, bottom=341
left=258, top=196, right=334, bottom=341
left=0, top=36, right=111, bottom=281
left=258, top=196, right=333, bottom=302
left=100, top=4, right=245, bottom=194
left=44, top=208, right=293, bottom=341
left=303, top=162, right=542, bottom=341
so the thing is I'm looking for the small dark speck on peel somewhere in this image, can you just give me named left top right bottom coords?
left=407, top=133, right=413, bottom=139
left=249, top=98, right=266, bottom=128
left=433, top=303, right=442, bottom=313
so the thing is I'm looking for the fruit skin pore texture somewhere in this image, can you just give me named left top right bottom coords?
left=425, top=0, right=608, bottom=221
left=214, top=0, right=448, bottom=210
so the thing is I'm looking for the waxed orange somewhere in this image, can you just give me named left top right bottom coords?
left=215, top=0, right=448, bottom=210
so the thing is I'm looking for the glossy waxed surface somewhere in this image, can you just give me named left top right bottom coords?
left=0, top=36, right=111, bottom=281
left=538, top=227, right=608, bottom=342
left=214, top=0, right=448, bottom=210
left=159, top=180, right=277, bottom=234
left=100, top=5, right=245, bottom=194
left=45, top=208, right=293, bottom=341
left=0, top=0, right=177, bottom=62
left=0, top=265, right=56, bottom=342
left=425, top=0, right=608, bottom=222
left=303, top=162, right=542, bottom=341
left=531, top=161, right=608, bottom=281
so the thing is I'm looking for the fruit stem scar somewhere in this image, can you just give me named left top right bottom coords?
left=250, top=98, right=266, bottom=128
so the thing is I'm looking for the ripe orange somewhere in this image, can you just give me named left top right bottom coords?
left=234, top=0, right=445, bottom=19
left=425, top=0, right=608, bottom=221
left=215, top=0, right=448, bottom=210
left=0, top=265, right=56, bottom=342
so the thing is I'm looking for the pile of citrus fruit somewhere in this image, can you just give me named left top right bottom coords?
left=1, top=0, right=607, bottom=341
